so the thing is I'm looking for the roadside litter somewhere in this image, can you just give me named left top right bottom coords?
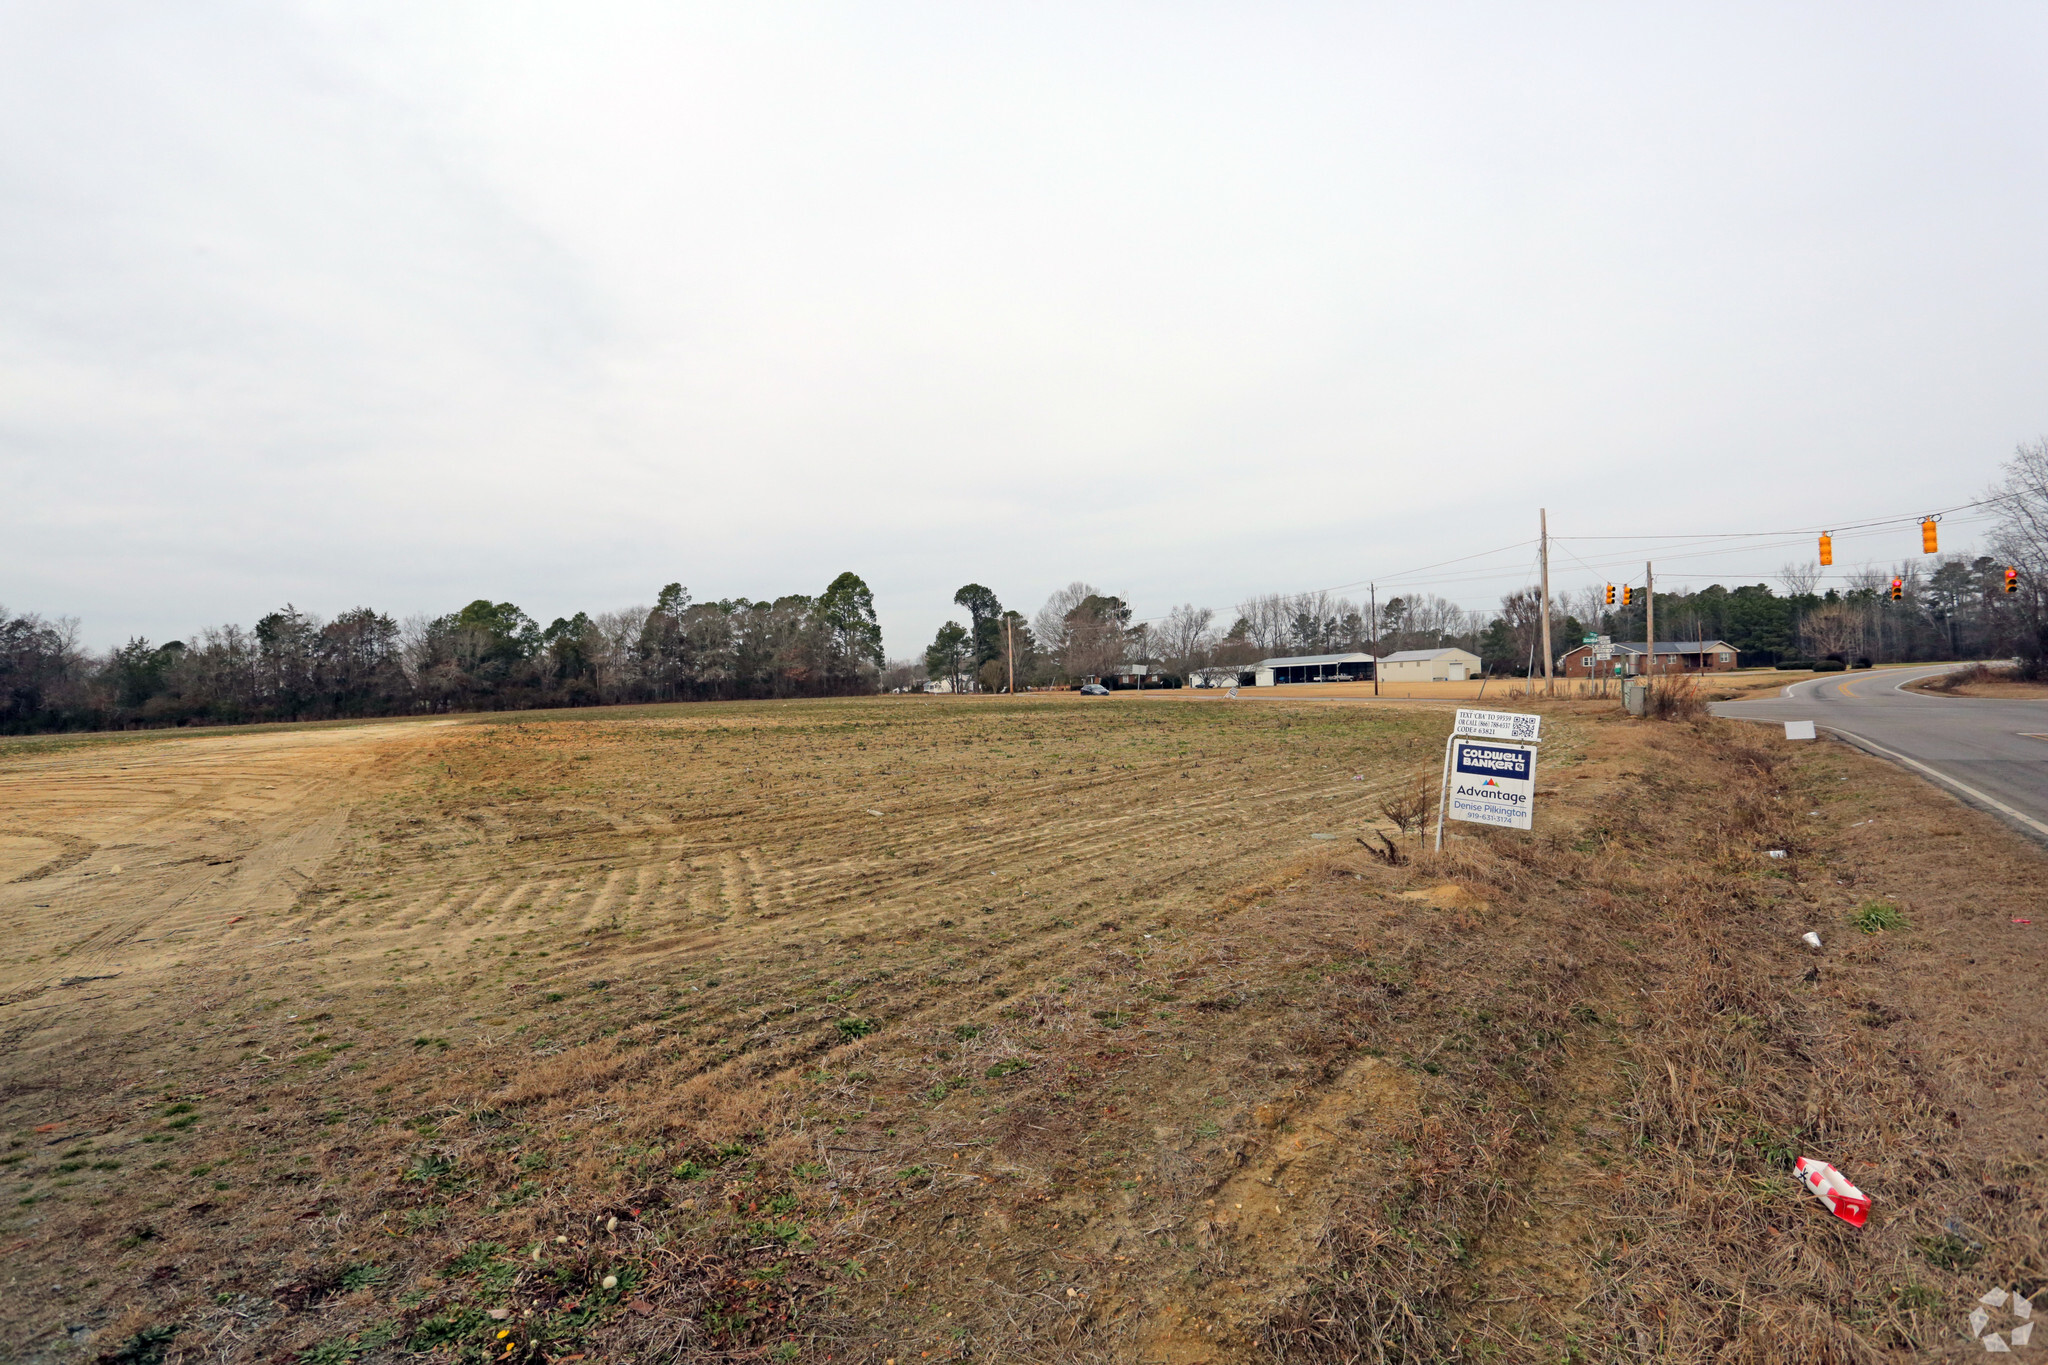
left=1793, top=1157, right=1869, bottom=1227
left=2015, top=919, right=2033, bottom=927
left=1768, top=850, right=1788, bottom=859
left=1784, top=720, right=1816, bottom=740
left=1801, top=932, right=1822, bottom=949
left=1970, top=1286, right=2033, bottom=1352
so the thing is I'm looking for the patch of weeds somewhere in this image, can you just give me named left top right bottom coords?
left=985, top=1059, right=1032, bottom=1079
left=402, top=1205, right=447, bottom=1234
left=1912, top=1233, right=1981, bottom=1272
left=91, top=1160, right=121, bottom=1171
left=1194, top=1120, right=1222, bottom=1139
left=1090, top=1010, right=1130, bottom=1030
left=404, top=1153, right=457, bottom=1184
left=163, top=1115, right=199, bottom=1131
left=408, top=1307, right=488, bottom=1352
left=544, top=992, right=566, bottom=1003
left=161, top=1103, right=195, bottom=1117
left=714, top=1140, right=751, bottom=1162
left=296, top=1338, right=360, bottom=1365
left=339, top=1263, right=387, bottom=1292
left=1849, top=900, right=1907, bottom=934
left=767, top=1192, right=802, bottom=1216
left=793, top=1162, right=826, bottom=1180
left=101, top=1324, right=180, bottom=1365
left=446, top=1241, right=507, bottom=1277
left=953, top=1024, right=984, bottom=1040
left=674, top=1160, right=710, bottom=1180
left=744, top=1217, right=809, bottom=1246
left=411, top=1036, right=451, bottom=1051
left=835, top=1017, right=876, bottom=1040
left=519, top=1151, right=550, bottom=1171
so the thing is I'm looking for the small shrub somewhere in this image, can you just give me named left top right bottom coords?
left=1647, top=673, right=1706, bottom=721
left=835, top=1017, right=876, bottom=1040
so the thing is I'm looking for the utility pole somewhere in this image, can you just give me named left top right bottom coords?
left=1006, top=618, right=1015, bottom=695
left=1369, top=582, right=1380, bottom=696
left=1539, top=509, right=1555, bottom=696
left=1645, top=561, right=1655, bottom=681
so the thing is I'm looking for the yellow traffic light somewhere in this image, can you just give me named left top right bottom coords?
left=1921, top=518, right=1938, bottom=554
left=1622, top=585, right=1634, bottom=607
left=2007, top=567, right=2021, bottom=594
left=1889, top=577, right=1904, bottom=601
left=1818, top=533, right=1832, bottom=566
left=1605, top=583, right=1615, bottom=605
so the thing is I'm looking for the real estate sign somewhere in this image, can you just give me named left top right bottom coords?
left=1446, top=740, right=1537, bottom=831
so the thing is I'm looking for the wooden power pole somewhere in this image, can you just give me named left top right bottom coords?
left=1539, top=509, right=1554, bottom=696
left=1645, top=561, right=1655, bottom=681
left=1369, top=582, right=1380, bottom=696
left=1006, top=618, right=1015, bottom=695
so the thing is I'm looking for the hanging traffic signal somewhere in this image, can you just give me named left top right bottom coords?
left=1818, top=533, right=1833, bottom=566
left=1921, top=518, right=1939, bottom=554
left=1605, top=583, right=1616, bottom=605
left=1622, top=585, right=1634, bottom=606
left=2007, top=567, right=2021, bottom=594
left=1889, top=577, right=1904, bottom=601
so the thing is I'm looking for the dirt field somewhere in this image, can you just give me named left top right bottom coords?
left=3, top=693, right=2044, bottom=1363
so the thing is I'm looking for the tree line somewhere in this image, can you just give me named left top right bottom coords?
left=0, top=573, right=884, bottom=733
left=11, top=442, right=2047, bottom=729
left=904, top=439, right=2048, bottom=690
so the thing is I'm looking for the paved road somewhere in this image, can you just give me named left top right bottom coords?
left=1712, top=665, right=2048, bottom=843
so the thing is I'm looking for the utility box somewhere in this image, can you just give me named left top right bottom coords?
left=1623, top=679, right=1649, bottom=716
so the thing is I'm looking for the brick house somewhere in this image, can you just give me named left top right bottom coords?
left=1557, top=639, right=1738, bottom=677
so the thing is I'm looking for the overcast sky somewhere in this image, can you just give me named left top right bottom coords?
left=5, top=2, right=2046, bottom=652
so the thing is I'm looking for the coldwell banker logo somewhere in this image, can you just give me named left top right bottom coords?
left=1455, top=744, right=1530, bottom=784
left=1449, top=741, right=1536, bottom=829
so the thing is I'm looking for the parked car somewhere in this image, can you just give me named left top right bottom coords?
left=1079, top=683, right=1110, bottom=696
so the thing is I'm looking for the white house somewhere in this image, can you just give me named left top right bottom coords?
left=1374, top=647, right=1481, bottom=682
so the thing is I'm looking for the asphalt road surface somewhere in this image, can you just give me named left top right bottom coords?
left=1712, top=665, right=2048, bottom=843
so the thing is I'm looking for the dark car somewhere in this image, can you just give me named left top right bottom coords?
left=1079, top=683, right=1111, bottom=696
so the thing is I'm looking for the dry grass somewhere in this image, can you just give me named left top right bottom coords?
left=2, top=695, right=2043, bottom=1364
left=1646, top=670, right=1708, bottom=721
left=1913, top=662, right=2048, bottom=699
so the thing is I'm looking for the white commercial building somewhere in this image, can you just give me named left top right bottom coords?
left=1374, top=647, right=1481, bottom=682
left=1251, top=652, right=1376, bottom=686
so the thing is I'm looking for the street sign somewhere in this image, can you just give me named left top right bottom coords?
left=1582, top=633, right=1598, bottom=645
left=1452, top=708, right=1541, bottom=742
left=1446, top=740, right=1537, bottom=831
left=1593, top=642, right=1613, bottom=661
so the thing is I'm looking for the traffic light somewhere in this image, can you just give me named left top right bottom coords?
left=1818, top=533, right=1833, bottom=566
left=1889, top=577, right=1904, bottom=601
left=1921, top=518, right=1939, bottom=554
left=1622, top=585, right=1634, bottom=607
left=2007, top=567, right=2021, bottom=594
left=1605, top=583, right=1615, bottom=606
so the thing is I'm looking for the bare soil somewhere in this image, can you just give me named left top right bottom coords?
left=2, top=694, right=2043, bottom=1363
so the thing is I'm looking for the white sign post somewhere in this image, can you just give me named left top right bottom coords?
left=1435, top=710, right=1542, bottom=848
